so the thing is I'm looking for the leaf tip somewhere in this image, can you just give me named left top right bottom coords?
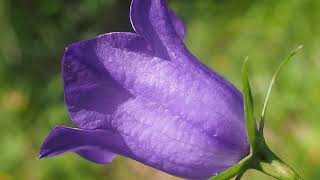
left=242, top=56, right=249, bottom=73
left=291, top=45, right=303, bottom=56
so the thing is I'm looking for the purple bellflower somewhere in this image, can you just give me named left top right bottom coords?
left=39, top=0, right=250, bottom=179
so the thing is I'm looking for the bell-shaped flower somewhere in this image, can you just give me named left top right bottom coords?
left=39, top=0, right=250, bottom=179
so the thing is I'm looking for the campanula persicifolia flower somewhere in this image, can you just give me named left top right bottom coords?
left=39, top=0, right=249, bottom=179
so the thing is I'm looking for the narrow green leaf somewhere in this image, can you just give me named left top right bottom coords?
left=260, top=45, right=303, bottom=131
left=242, top=57, right=257, bottom=151
left=209, top=154, right=252, bottom=180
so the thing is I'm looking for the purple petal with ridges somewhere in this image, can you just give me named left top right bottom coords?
left=112, top=96, right=243, bottom=178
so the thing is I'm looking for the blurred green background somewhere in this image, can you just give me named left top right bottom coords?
left=0, top=0, right=319, bottom=179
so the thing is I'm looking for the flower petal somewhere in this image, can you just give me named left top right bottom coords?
left=63, top=33, right=245, bottom=147
left=130, top=0, right=230, bottom=83
left=76, top=148, right=115, bottom=164
left=130, top=0, right=188, bottom=61
left=168, top=8, right=186, bottom=40
left=63, top=32, right=152, bottom=129
left=64, top=32, right=247, bottom=150
left=62, top=32, right=248, bottom=178
left=38, top=126, right=129, bottom=164
left=112, top=96, right=244, bottom=179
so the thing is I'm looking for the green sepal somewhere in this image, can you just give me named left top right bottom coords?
left=260, top=45, right=303, bottom=132
left=241, top=57, right=257, bottom=152
left=209, top=153, right=252, bottom=180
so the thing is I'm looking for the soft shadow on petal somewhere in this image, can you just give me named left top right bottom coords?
left=76, top=148, right=115, bottom=164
